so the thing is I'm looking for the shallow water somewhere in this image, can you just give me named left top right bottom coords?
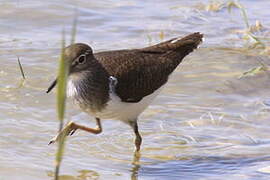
left=1, top=0, right=270, bottom=179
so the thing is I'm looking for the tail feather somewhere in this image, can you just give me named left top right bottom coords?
left=141, top=32, right=203, bottom=53
left=140, top=32, right=203, bottom=75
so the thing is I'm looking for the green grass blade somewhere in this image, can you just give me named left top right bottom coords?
left=54, top=12, right=78, bottom=179
left=17, top=57, right=25, bottom=79
left=57, top=30, right=68, bottom=127
left=70, top=12, right=78, bottom=44
left=54, top=29, right=69, bottom=180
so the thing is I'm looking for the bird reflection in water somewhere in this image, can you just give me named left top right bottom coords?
left=130, top=151, right=141, bottom=180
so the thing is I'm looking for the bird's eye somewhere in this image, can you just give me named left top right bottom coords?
left=78, top=55, right=86, bottom=64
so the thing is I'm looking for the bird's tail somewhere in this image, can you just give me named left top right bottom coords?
left=142, top=32, right=203, bottom=53
left=141, top=32, right=203, bottom=75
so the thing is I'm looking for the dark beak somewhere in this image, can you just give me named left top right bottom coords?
left=46, top=79, right=57, bottom=93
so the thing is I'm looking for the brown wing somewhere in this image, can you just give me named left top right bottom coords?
left=94, top=32, right=203, bottom=102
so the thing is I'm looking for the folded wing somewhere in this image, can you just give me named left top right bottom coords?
left=95, top=32, right=203, bottom=102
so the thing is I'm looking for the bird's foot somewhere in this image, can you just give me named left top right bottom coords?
left=48, top=121, right=77, bottom=145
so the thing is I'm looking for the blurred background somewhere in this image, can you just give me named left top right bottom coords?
left=0, top=0, right=270, bottom=179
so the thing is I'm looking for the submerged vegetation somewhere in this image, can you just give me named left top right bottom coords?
left=169, top=0, right=269, bottom=78
left=16, top=57, right=26, bottom=88
left=17, top=57, right=25, bottom=80
left=205, top=0, right=269, bottom=55
left=199, top=0, right=270, bottom=77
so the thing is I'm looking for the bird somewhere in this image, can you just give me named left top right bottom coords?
left=47, top=32, right=203, bottom=152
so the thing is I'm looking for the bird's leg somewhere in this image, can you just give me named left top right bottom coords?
left=49, top=118, right=102, bottom=144
left=129, top=120, right=142, bottom=152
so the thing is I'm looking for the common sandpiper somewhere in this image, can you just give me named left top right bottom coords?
left=47, top=32, right=203, bottom=152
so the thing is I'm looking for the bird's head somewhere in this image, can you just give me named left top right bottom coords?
left=46, top=43, right=95, bottom=93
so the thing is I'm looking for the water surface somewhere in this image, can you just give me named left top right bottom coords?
left=1, top=0, right=270, bottom=179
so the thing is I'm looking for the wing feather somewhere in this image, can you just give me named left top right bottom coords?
left=94, top=33, right=203, bottom=102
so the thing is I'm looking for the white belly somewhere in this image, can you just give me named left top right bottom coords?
left=68, top=76, right=163, bottom=123
left=92, top=88, right=162, bottom=123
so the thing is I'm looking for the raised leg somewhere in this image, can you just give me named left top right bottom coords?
left=49, top=117, right=102, bottom=144
left=129, top=120, right=142, bottom=152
